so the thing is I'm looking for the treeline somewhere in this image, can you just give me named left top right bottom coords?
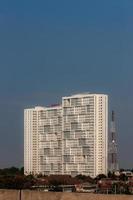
left=0, top=166, right=132, bottom=190
left=0, top=167, right=95, bottom=189
left=0, top=167, right=24, bottom=176
left=0, top=167, right=32, bottom=189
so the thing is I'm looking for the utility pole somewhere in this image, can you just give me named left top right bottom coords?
left=19, top=189, right=21, bottom=200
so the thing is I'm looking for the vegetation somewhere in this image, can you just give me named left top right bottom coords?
left=0, top=167, right=94, bottom=189
left=0, top=167, right=33, bottom=189
left=0, top=166, right=132, bottom=195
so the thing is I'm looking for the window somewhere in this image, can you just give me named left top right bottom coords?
left=64, top=155, right=70, bottom=163
left=71, top=122, right=78, bottom=130
left=64, top=131, right=70, bottom=139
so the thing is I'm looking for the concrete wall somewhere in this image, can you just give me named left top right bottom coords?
left=0, top=190, right=133, bottom=200
left=0, top=190, right=19, bottom=200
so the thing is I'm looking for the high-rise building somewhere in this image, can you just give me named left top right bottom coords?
left=24, top=93, right=108, bottom=177
left=24, top=107, right=43, bottom=175
left=39, top=105, right=62, bottom=175
left=24, top=106, right=62, bottom=175
left=62, top=93, right=108, bottom=177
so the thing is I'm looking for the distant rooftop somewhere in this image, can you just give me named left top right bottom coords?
left=63, top=92, right=107, bottom=99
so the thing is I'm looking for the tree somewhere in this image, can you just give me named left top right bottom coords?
left=119, top=174, right=128, bottom=181
left=108, top=171, right=112, bottom=178
left=20, top=167, right=24, bottom=175
left=95, top=174, right=107, bottom=181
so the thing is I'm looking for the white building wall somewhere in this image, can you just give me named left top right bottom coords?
left=62, top=94, right=108, bottom=177
left=94, top=95, right=108, bottom=176
left=24, top=109, right=34, bottom=174
left=38, top=106, right=62, bottom=175
left=24, top=93, right=108, bottom=177
left=24, top=107, right=45, bottom=175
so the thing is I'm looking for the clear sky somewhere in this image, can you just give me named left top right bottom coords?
left=0, top=0, right=133, bottom=169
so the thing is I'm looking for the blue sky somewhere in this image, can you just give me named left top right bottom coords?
left=0, top=0, right=133, bottom=169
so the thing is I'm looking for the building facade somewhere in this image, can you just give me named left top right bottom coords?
left=39, top=105, right=62, bottom=175
left=24, top=107, right=43, bottom=174
left=24, top=106, right=62, bottom=175
left=24, top=93, right=108, bottom=177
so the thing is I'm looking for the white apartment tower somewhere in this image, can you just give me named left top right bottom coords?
left=24, top=106, right=62, bottom=175
left=24, top=107, right=43, bottom=174
left=24, top=93, right=108, bottom=177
